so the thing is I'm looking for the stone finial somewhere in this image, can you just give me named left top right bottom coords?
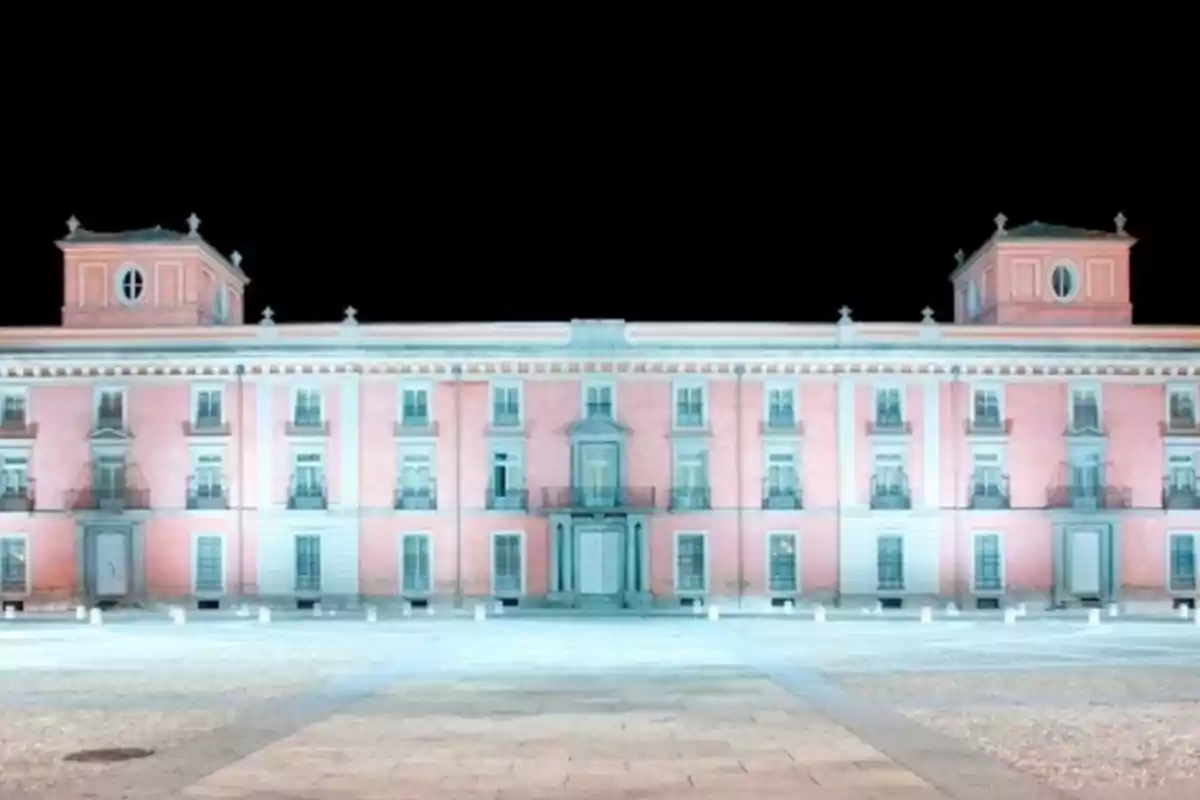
left=994, top=212, right=1008, bottom=234
left=66, top=215, right=81, bottom=235
left=837, top=305, right=853, bottom=324
left=954, top=248, right=965, bottom=267
left=231, top=250, right=243, bottom=269
left=343, top=306, right=358, bottom=324
left=186, top=212, right=201, bottom=236
left=260, top=306, right=275, bottom=325
left=921, top=306, right=936, bottom=324
left=1114, top=211, right=1128, bottom=235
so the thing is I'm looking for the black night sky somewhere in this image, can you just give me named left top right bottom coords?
left=10, top=15, right=1200, bottom=329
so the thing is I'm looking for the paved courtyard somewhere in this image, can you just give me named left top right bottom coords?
left=1, top=608, right=1198, bottom=799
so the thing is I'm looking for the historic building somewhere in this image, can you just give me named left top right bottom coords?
left=0, top=212, right=1197, bottom=612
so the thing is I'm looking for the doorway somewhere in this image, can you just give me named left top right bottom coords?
left=575, top=523, right=624, bottom=605
left=85, top=525, right=133, bottom=600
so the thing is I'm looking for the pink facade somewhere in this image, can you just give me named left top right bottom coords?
left=1, top=212, right=1198, bottom=612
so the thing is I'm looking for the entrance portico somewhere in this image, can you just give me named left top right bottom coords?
left=548, top=513, right=650, bottom=608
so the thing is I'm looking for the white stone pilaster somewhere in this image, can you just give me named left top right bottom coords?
left=923, top=378, right=940, bottom=508
left=339, top=375, right=360, bottom=510
left=837, top=377, right=856, bottom=507
left=256, top=378, right=274, bottom=510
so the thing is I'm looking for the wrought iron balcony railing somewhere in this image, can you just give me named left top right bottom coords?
left=395, top=482, right=437, bottom=510
left=540, top=486, right=657, bottom=511
left=187, top=475, right=229, bottom=510
left=867, top=419, right=912, bottom=436
left=870, top=474, right=911, bottom=510
left=762, top=479, right=803, bottom=510
left=486, top=486, right=528, bottom=511
left=67, top=487, right=151, bottom=512
left=670, top=487, right=711, bottom=511
left=0, top=419, right=37, bottom=439
left=965, top=417, right=1013, bottom=436
left=183, top=417, right=231, bottom=436
left=969, top=473, right=1011, bottom=510
left=288, top=479, right=328, bottom=510
left=0, top=480, right=35, bottom=512
left=1046, top=484, right=1132, bottom=510
left=1163, top=477, right=1200, bottom=510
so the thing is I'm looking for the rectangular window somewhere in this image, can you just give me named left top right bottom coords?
left=1169, top=534, right=1196, bottom=592
left=765, top=450, right=797, bottom=496
left=192, top=454, right=224, bottom=499
left=1, top=456, right=29, bottom=498
left=96, top=389, right=125, bottom=428
left=401, top=386, right=430, bottom=426
left=675, top=533, right=707, bottom=592
left=93, top=455, right=126, bottom=499
left=584, top=382, right=614, bottom=419
left=194, top=535, right=223, bottom=593
left=295, top=535, right=321, bottom=592
left=1070, top=388, right=1101, bottom=432
left=1070, top=451, right=1103, bottom=496
left=293, top=389, right=323, bottom=426
left=971, top=452, right=1004, bottom=497
left=877, top=535, right=904, bottom=591
left=873, top=453, right=907, bottom=495
left=194, top=389, right=223, bottom=426
left=398, top=451, right=434, bottom=508
left=1168, top=387, right=1197, bottom=429
left=492, top=533, right=523, bottom=594
left=1, top=392, right=27, bottom=427
left=766, top=386, right=795, bottom=428
left=0, top=537, right=27, bottom=593
left=767, top=532, right=798, bottom=593
left=402, top=533, right=432, bottom=593
left=674, top=384, right=705, bottom=429
left=491, top=450, right=522, bottom=496
left=875, top=387, right=903, bottom=427
left=491, top=383, right=522, bottom=428
left=974, top=533, right=1003, bottom=592
left=1167, top=455, right=1196, bottom=492
left=673, top=448, right=709, bottom=509
left=292, top=453, right=324, bottom=498
left=972, top=389, right=1001, bottom=428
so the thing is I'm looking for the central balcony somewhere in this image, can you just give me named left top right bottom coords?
left=186, top=475, right=228, bottom=510
left=486, top=486, right=528, bottom=511
left=969, top=474, right=1011, bottom=510
left=762, top=480, right=802, bottom=510
left=870, top=475, right=911, bottom=510
left=670, top=487, right=711, bottom=511
left=0, top=482, right=35, bottom=513
left=68, top=487, right=150, bottom=512
left=540, top=486, right=656, bottom=512
left=395, top=482, right=437, bottom=510
left=1046, top=484, right=1132, bottom=511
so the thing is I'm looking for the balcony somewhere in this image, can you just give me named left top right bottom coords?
left=0, top=419, right=37, bottom=440
left=186, top=476, right=228, bottom=510
left=394, top=419, right=440, bottom=438
left=540, top=486, right=657, bottom=512
left=67, top=487, right=151, bottom=512
left=760, top=416, right=804, bottom=436
left=1046, top=484, right=1132, bottom=511
left=288, top=481, right=328, bottom=511
left=1163, top=478, right=1200, bottom=510
left=965, top=417, right=1012, bottom=437
left=1160, top=418, right=1200, bottom=437
left=90, top=417, right=131, bottom=439
left=395, top=482, right=437, bottom=510
left=183, top=417, right=231, bottom=437
left=870, top=475, right=911, bottom=510
left=762, top=480, right=803, bottom=510
left=0, top=482, right=34, bottom=513
left=670, top=487, right=711, bottom=511
left=486, top=487, right=528, bottom=511
left=867, top=419, right=912, bottom=436
left=286, top=420, right=330, bottom=437
left=969, top=474, right=1011, bottom=510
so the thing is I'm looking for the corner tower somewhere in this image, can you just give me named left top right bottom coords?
left=950, top=213, right=1135, bottom=326
left=56, top=213, right=250, bottom=328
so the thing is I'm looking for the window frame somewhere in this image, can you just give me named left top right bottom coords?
left=291, top=386, right=324, bottom=426
left=489, top=380, right=524, bottom=428
left=490, top=530, right=526, bottom=596
left=581, top=379, right=616, bottom=420
left=766, top=530, right=800, bottom=594
left=0, top=533, right=30, bottom=596
left=190, top=384, right=225, bottom=426
left=115, top=264, right=147, bottom=306
left=93, top=386, right=128, bottom=428
left=876, top=533, right=905, bottom=591
left=971, top=531, right=1005, bottom=594
left=1068, top=382, right=1102, bottom=431
left=764, top=380, right=797, bottom=428
left=399, top=381, right=434, bottom=426
left=1167, top=532, right=1197, bottom=593
left=672, top=379, right=708, bottom=430
left=399, top=531, right=434, bottom=595
left=1166, top=383, right=1198, bottom=429
left=1049, top=260, right=1080, bottom=302
left=872, top=383, right=906, bottom=425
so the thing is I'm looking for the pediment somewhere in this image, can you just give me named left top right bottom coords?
left=568, top=415, right=630, bottom=436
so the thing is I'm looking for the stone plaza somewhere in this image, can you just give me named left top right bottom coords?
left=1, top=607, right=1198, bottom=799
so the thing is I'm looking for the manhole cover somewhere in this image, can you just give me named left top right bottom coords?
left=63, top=747, right=155, bottom=763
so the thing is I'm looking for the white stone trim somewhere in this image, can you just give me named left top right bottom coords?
left=923, top=379, right=939, bottom=507
left=837, top=377, right=855, bottom=507
left=114, top=263, right=147, bottom=306
left=339, top=375, right=360, bottom=510
left=190, top=532, right=227, bottom=595
left=1049, top=259, right=1081, bottom=302
left=255, top=378, right=274, bottom=510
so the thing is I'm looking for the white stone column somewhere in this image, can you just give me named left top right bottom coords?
left=923, top=378, right=940, bottom=508
left=837, top=377, right=856, bottom=507
left=338, top=375, right=360, bottom=510
left=256, top=378, right=274, bottom=511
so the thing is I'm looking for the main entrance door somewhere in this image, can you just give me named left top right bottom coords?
left=576, top=525, right=623, bottom=603
left=1068, top=528, right=1102, bottom=596
left=94, top=529, right=130, bottom=597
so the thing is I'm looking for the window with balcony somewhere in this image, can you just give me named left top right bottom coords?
left=874, top=387, right=904, bottom=429
left=295, top=534, right=321, bottom=592
left=1, top=392, right=27, bottom=429
left=1, top=456, right=29, bottom=504
left=674, top=383, right=706, bottom=429
left=1165, top=455, right=1197, bottom=509
left=491, top=383, right=522, bottom=428
left=492, top=532, right=523, bottom=594
left=401, top=385, right=430, bottom=427
left=767, top=531, right=798, bottom=593
left=93, top=455, right=126, bottom=500
left=489, top=448, right=524, bottom=509
left=584, top=381, right=614, bottom=419
left=766, top=386, right=795, bottom=429
left=972, top=388, right=1002, bottom=430
left=764, top=449, right=799, bottom=508
left=194, top=389, right=223, bottom=429
left=290, top=453, right=325, bottom=509
left=1070, top=451, right=1103, bottom=499
left=1069, top=388, right=1101, bottom=433
left=877, top=535, right=904, bottom=591
left=293, top=389, right=323, bottom=427
left=1169, top=534, right=1196, bottom=592
left=672, top=447, right=709, bottom=509
left=970, top=452, right=1008, bottom=508
left=0, top=536, right=27, bottom=593
left=973, top=533, right=1003, bottom=592
left=871, top=452, right=909, bottom=508
left=675, top=532, right=707, bottom=593
left=194, top=535, right=224, bottom=594
left=95, top=389, right=125, bottom=430
left=190, top=453, right=225, bottom=508
left=402, top=533, right=432, bottom=593
left=397, top=451, right=435, bottom=509
left=1167, top=387, right=1197, bottom=431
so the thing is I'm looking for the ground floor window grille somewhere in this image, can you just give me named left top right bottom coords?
left=194, top=536, right=223, bottom=593
left=676, top=533, right=706, bottom=592
left=877, top=535, right=904, bottom=591
left=493, top=534, right=522, bottom=594
left=1170, top=534, right=1196, bottom=591
left=768, top=533, right=797, bottom=592
left=295, top=535, right=321, bottom=592
left=403, top=534, right=431, bottom=593
left=0, top=537, right=26, bottom=593
left=974, top=533, right=1002, bottom=591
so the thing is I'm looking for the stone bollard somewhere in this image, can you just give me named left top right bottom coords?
left=257, top=607, right=271, bottom=624
left=874, top=601, right=884, bottom=615
left=782, top=600, right=794, bottom=615
left=707, top=604, right=719, bottom=622
left=235, top=604, right=251, bottom=618
left=426, top=605, right=436, bottom=616
left=1194, top=608, right=1200, bottom=627
left=312, top=603, right=323, bottom=618
left=492, top=600, right=504, bottom=616
left=1016, top=602, right=1028, bottom=617
left=473, top=603, right=486, bottom=622
left=920, top=606, right=933, bottom=624
left=172, top=607, right=186, bottom=626
left=402, top=602, right=412, bottom=618
left=813, top=605, right=826, bottom=623
left=365, top=606, right=377, bottom=623
left=3, top=606, right=14, bottom=621
left=1004, top=608, right=1017, bottom=626
left=1108, top=602, right=1120, bottom=618
left=945, top=603, right=960, bottom=617
left=89, top=608, right=103, bottom=626
left=861, top=607, right=872, bottom=615
left=1178, top=605, right=1191, bottom=620
left=76, top=605, right=87, bottom=621
left=1087, top=608, right=1101, bottom=626
left=692, top=600, right=704, bottom=615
